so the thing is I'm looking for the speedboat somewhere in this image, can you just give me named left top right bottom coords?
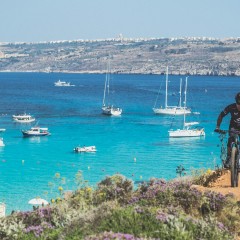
left=22, top=127, right=50, bottom=137
left=54, top=80, right=75, bottom=87
left=0, top=129, right=6, bottom=132
left=12, top=113, right=35, bottom=123
left=0, top=138, right=5, bottom=147
left=74, top=146, right=96, bottom=153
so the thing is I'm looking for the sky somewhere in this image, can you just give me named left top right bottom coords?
left=1, top=0, right=240, bottom=43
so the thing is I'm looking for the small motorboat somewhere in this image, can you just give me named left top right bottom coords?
left=12, top=113, right=35, bottom=123
left=74, top=146, right=96, bottom=153
left=54, top=80, right=75, bottom=87
left=0, top=129, right=6, bottom=132
left=22, top=127, right=50, bottom=137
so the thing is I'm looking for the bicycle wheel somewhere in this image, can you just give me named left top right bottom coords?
left=230, top=146, right=239, bottom=187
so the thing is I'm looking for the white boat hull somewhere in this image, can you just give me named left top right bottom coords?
left=12, top=114, right=35, bottom=123
left=74, top=146, right=96, bottom=153
left=102, top=106, right=122, bottom=116
left=153, top=107, right=191, bottom=115
left=13, top=118, right=35, bottom=123
left=54, top=80, right=75, bottom=87
left=169, top=128, right=205, bottom=138
left=22, top=127, right=50, bottom=137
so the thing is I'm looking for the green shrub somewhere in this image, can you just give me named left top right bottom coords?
left=94, top=174, right=134, bottom=204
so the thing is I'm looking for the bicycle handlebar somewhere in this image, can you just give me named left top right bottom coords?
left=215, top=129, right=240, bottom=135
left=214, top=129, right=228, bottom=134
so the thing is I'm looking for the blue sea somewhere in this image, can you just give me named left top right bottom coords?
left=0, top=72, right=238, bottom=214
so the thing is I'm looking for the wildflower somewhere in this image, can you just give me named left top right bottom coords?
left=217, top=222, right=227, bottom=231
left=206, top=169, right=212, bottom=175
left=25, top=225, right=44, bottom=237
left=56, top=197, right=62, bottom=203
left=134, top=206, right=144, bottom=213
left=86, top=187, right=92, bottom=192
left=156, top=211, right=169, bottom=223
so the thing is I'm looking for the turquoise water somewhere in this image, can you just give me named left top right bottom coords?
left=0, top=72, right=239, bottom=214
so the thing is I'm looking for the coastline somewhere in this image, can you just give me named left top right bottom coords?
left=0, top=37, right=240, bottom=76
left=0, top=70, right=240, bottom=76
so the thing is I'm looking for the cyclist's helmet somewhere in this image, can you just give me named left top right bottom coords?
left=235, top=92, right=240, bottom=104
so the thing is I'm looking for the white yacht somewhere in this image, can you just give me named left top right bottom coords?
left=102, top=106, right=122, bottom=116
left=74, top=146, right=96, bottom=153
left=22, top=127, right=50, bottom=137
left=102, top=60, right=122, bottom=116
left=12, top=113, right=35, bottom=123
left=153, top=66, right=191, bottom=115
left=169, top=127, right=205, bottom=138
left=54, top=80, right=75, bottom=87
left=168, top=77, right=205, bottom=138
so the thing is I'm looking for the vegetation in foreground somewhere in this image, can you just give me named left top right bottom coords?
left=0, top=169, right=239, bottom=240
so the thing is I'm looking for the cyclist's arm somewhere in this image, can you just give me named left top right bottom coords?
left=216, top=106, right=230, bottom=129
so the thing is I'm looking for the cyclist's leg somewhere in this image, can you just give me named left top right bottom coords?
left=230, top=146, right=238, bottom=187
left=225, top=134, right=235, bottom=168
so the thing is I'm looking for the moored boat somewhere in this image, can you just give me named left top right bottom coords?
left=102, top=60, right=122, bottom=116
left=22, top=127, right=50, bottom=137
left=153, top=66, right=191, bottom=115
left=102, top=106, right=122, bottom=116
left=54, top=80, right=75, bottom=87
left=74, top=146, right=96, bottom=153
left=12, top=113, right=35, bottom=123
left=168, top=77, right=205, bottom=138
left=168, top=127, right=205, bottom=138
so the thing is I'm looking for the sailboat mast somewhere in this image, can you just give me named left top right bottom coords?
left=165, top=66, right=168, bottom=108
left=107, top=60, right=110, bottom=96
left=183, top=77, right=188, bottom=125
left=102, top=61, right=109, bottom=106
left=102, top=72, right=107, bottom=106
left=179, top=78, right=182, bottom=108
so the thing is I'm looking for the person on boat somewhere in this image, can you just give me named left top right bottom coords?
left=215, top=92, right=240, bottom=168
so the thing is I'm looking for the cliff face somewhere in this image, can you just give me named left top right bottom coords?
left=0, top=37, right=240, bottom=76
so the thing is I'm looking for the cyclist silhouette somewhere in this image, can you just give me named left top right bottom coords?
left=215, top=92, right=240, bottom=168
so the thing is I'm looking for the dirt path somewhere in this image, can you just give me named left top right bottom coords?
left=193, top=170, right=240, bottom=199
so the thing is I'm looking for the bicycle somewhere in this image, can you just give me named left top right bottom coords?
left=215, top=129, right=240, bottom=187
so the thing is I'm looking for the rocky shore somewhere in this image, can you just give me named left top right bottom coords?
left=0, top=37, right=240, bottom=76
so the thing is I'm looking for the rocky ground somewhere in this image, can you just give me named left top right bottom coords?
left=193, top=170, right=240, bottom=200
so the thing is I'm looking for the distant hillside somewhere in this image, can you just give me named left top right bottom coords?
left=0, top=37, right=240, bottom=76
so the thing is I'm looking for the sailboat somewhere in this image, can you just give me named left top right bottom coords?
left=153, top=66, right=191, bottom=115
left=102, top=61, right=122, bottom=116
left=168, top=77, right=205, bottom=138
